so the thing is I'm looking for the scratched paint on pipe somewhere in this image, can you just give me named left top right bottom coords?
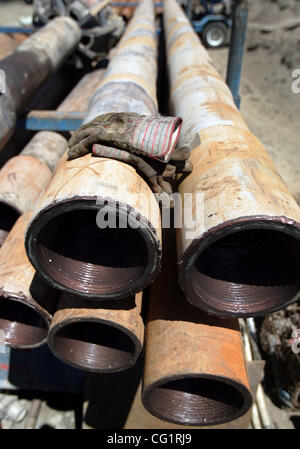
left=164, top=0, right=300, bottom=317
left=0, top=155, right=51, bottom=215
left=0, top=18, right=81, bottom=152
left=16, top=18, right=81, bottom=71
left=20, top=131, right=68, bottom=172
left=85, top=0, right=158, bottom=122
left=142, top=228, right=252, bottom=426
left=25, top=0, right=161, bottom=300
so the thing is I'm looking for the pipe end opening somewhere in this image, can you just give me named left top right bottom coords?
left=0, top=298, right=49, bottom=348
left=187, top=228, right=300, bottom=316
left=144, top=376, right=251, bottom=426
left=49, top=320, right=139, bottom=373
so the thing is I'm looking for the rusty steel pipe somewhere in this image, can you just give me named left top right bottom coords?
left=0, top=69, right=106, bottom=247
left=48, top=292, right=144, bottom=373
left=0, top=34, right=27, bottom=61
left=0, top=212, right=58, bottom=349
left=0, top=132, right=67, bottom=246
left=25, top=0, right=161, bottom=301
left=142, top=227, right=252, bottom=426
left=0, top=17, right=81, bottom=150
left=164, top=0, right=300, bottom=317
left=0, top=71, right=107, bottom=347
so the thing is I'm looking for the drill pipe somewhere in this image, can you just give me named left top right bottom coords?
left=48, top=292, right=144, bottom=373
left=0, top=212, right=58, bottom=349
left=164, top=0, right=300, bottom=317
left=113, top=0, right=162, bottom=20
left=0, top=34, right=27, bottom=61
left=25, top=0, right=162, bottom=300
left=0, top=69, right=105, bottom=246
left=0, top=17, right=81, bottom=150
left=142, top=227, right=252, bottom=426
left=0, top=132, right=67, bottom=246
left=0, top=71, right=106, bottom=347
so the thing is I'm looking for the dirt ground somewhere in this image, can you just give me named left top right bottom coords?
left=209, top=0, right=300, bottom=205
left=0, top=0, right=32, bottom=24
left=0, top=0, right=299, bottom=430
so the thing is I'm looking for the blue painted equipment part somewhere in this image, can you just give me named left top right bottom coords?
left=17, top=111, right=85, bottom=131
left=0, top=27, right=35, bottom=34
left=226, top=0, right=248, bottom=108
left=192, top=14, right=231, bottom=33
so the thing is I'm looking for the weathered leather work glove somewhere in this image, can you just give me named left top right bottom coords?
left=67, top=112, right=193, bottom=194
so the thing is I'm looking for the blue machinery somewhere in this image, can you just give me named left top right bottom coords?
left=1, top=1, right=248, bottom=131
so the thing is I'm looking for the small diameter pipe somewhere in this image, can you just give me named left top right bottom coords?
left=251, top=403, right=262, bottom=430
left=0, top=132, right=67, bottom=246
left=0, top=17, right=81, bottom=150
left=48, top=292, right=144, bottom=373
left=0, top=69, right=106, bottom=247
left=0, top=211, right=58, bottom=348
left=164, top=0, right=300, bottom=317
left=0, top=71, right=107, bottom=347
left=25, top=0, right=162, bottom=301
left=142, top=228, right=252, bottom=426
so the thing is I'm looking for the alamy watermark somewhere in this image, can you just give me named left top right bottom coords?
left=291, top=69, right=300, bottom=94
left=95, top=191, right=205, bottom=240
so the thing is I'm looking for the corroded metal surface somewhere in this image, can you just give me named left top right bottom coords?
left=0, top=155, right=51, bottom=215
left=20, top=131, right=67, bottom=172
left=142, top=228, right=252, bottom=426
left=84, top=0, right=158, bottom=121
left=0, top=17, right=81, bottom=150
left=0, top=212, right=58, bottom=348
left=164, top=0, right=300, bottom=317
left=25, top=152, right=161, bottom=299
left=0, top=132, right=67, bottom=247
left=113, top=0, right=162, bottom=20
left=48, top=292, right=144, bottom=373
left=0, top=68, right=101, bottom=247
left=0, top=33, right=27, bottom=61
left=25, top=0, right=162, bottom=300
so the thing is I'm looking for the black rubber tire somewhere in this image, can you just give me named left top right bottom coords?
left=201, top=21, right=228, bottom=48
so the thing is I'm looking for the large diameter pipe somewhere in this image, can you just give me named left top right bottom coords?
left=164, top=0, right=300, bottom=317
left=25, top=0, right=161, bottom=300
left=48, top=292, right=144, bottom=373
left=0, top=17, right=81, bottom=150
left=142, top=228, right=252, bottom=426
left=0, top=211, right=58, bottom=349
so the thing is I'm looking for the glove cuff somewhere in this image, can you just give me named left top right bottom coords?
left=130, top=116, right=182, bottom=162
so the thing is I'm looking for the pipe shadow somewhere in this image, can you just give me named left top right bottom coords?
left=83, top=358, right=143, bottom=429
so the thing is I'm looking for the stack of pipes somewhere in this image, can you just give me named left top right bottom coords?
left=0, top=17, right=82, bottom=151
left=0, top=0, right=299, bottom=428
